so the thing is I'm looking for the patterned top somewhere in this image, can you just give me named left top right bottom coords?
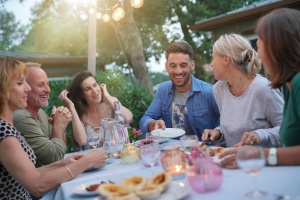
left=0, top=119, right=36, bottom=200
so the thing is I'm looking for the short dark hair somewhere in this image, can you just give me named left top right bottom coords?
left=165, top=41, right=194, bottom=60
left=256, top=8, right=300, bottom=88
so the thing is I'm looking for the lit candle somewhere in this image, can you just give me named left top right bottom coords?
left=170, top=165, right=185, bottom=180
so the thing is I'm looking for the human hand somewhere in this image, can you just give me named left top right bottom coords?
left=148, top=120, right=166, bottom=132
left=59, top=90, right=74, bottom=108
left=48, top=106, right=57, bottom=126
left=202, top=129, right=221, bottom=143
left=61, top=154, right=84, bottom=166
left=85, top=149, right=108, bottom=168
left=218, top=147, right=239, bottom=169
left=234, top=132, right=259, bottom=147
left=99, top=83, right=110, bottom=100
left=51, top=106, right=72, bottom=134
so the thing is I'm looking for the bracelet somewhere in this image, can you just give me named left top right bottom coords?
left=65, top=166, right=74, bottom=179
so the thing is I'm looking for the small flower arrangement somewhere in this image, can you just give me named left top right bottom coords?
left=127, top=126, right=144, bottom=143
left=138, top=139, right=155, bottom=146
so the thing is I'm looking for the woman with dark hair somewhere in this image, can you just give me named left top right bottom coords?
left=0, top=58, right=107, bottom=199
left=220, top=8, right=300, bottom=167
left=60, top=70, right=133, bottom=147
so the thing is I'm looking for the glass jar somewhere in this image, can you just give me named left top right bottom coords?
left=185, top=147, right=223, bottom=193
left=161, top=146, right=186, bottom=180
left=120, top=143, right=140, bottom=164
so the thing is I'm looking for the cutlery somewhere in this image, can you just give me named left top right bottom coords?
left=202, top=138, right=212, bottom=145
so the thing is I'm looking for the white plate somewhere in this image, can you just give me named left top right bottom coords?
left=159, top=181, right=190, bottom=200
left=71, top=183, right=100, bottom=196
left=152, top=128, right=185, bottom=138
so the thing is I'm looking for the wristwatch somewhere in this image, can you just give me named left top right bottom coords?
left=267, top=148, right=277, bottom=166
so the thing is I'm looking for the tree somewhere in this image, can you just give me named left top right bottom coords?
left=0, top=7, right=26, bottom=50
left=12, top=0, right=261, bottom=89
left=16, top=0, right=155, bottom=94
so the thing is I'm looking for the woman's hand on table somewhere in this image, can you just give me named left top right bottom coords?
left=234, top=132, right=260, bottom=146
left=85, top=149, right=108, bottom=168
left=202, top=129, right=221, bottom=142
left=61, top=154, right=84, bottom=166
left=218, top=147, right=239, bottom=169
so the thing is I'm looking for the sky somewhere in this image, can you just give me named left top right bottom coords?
left=3, top=0, right=166, bottom=73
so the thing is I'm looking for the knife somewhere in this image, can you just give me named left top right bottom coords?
left=202, top=138, right=212, bottom=145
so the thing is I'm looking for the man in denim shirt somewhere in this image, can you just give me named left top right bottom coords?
left=139, top=41, right=220, bottom=140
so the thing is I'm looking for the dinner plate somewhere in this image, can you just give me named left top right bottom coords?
left=71, top=183, right=100, bottom=196
left=151, top=128, right=185, bottom=138
left=159, top=181, right=191, bottom=200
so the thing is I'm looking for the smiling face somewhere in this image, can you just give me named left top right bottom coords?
left=8, top=74, right=31, bottom=111
left=165, top=53, right=194, bottom=93
left=81, top=76, right=102, bottom=104
left=26, top=67, right=51, bottom=111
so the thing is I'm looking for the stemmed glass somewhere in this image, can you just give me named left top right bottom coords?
left=146, top=131, right=160, bottom=143
left=236, top=146, right=267, bottom=199
left=180, top=135, right=199, bottom=154
left=87, top=129, right=101, bottom=149
left=140, top=142, right=161, bottom=175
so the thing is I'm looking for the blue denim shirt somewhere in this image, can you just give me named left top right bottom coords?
left=139, top=76, right=220, bottom=139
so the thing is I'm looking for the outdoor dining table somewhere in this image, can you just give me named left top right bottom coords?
left=42, top=139, right=300, bottom=200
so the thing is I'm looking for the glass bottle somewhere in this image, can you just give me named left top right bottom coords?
left=114, top=101, right=129, bottom=143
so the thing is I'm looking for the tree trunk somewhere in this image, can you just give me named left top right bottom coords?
left=114, top=2, right=154, bottom=95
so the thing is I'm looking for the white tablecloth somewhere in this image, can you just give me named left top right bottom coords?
left=43, top=140, right=300, bottom=200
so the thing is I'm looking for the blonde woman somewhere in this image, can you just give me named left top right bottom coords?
left=202, top=34, right=284, bottom=148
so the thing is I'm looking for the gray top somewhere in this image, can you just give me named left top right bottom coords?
left=213, top=75, right=284, bottom=147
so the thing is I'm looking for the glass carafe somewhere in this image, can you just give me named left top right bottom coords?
left=101, top=118, right=127, bottom=158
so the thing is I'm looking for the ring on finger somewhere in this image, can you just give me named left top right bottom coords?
left=250, top=141, right=254, bottom=145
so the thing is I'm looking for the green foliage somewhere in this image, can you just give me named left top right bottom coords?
left=44, top=70, right=152, bottom=152
left=95, top=70, right=153, bottom=129
left=0, top=8, right=26, bottom=50
left=43, top=79, right=70, bottom=115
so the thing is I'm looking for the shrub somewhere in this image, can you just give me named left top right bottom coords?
left=45, top=70, right=153, bottom=153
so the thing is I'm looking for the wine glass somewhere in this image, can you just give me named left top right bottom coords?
left=146, top=131, right=160, bottom=143
left=87, top=129, right=101, bottom=149
left=180, top=135, right=199, bottom=153
left=236, top=146, right=267, bottom=199
left=140, top=142, right=161, bottom=175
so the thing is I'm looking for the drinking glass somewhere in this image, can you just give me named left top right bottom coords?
left=236, top=146, right=267, bottom=199
left=103, top=141, right=114, bottom=164
left=180, top=135, right=199, bottom=153
left=87, top=129, right=101, bottom=149
left=140, top=142, right=161, bottom=175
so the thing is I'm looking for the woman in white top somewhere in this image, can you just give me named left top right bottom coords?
left=60, top=70, right=133, bottom=148
left=202, top=34, right=284, bottom=147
